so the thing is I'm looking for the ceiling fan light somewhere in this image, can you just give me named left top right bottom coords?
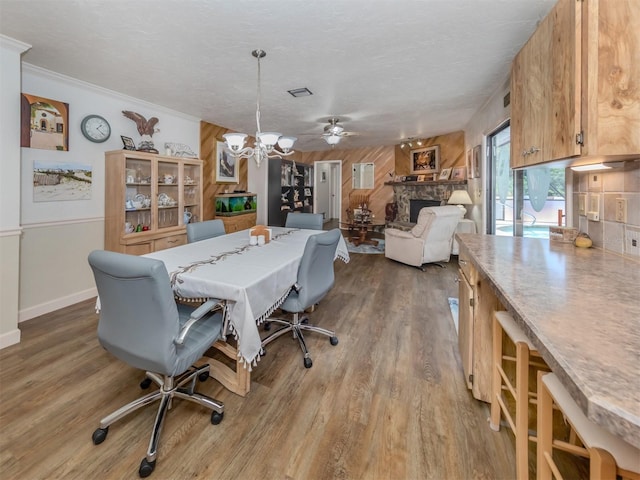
left=325, top=134, right=341, bottom=146
left=257, top=132, right=281, bottom=148
left=277, top=136, right=297, bottom=151
left=223, top=133, right=247, bottom=151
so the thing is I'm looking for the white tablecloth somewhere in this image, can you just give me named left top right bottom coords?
left=145, top=227, right=349, bottom=366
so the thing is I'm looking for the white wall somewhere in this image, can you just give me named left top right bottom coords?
left=17, top=64, right=202, bottom=323
left=463, top=76, right=511, bottom=234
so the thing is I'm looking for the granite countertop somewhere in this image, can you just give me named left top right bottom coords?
left=456, top=233, right=640, bottom=449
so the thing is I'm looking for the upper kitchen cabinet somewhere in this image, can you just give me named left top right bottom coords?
left=510, top=0, right=640, bottom=168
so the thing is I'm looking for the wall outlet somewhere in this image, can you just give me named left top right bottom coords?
left=626, top=226, right=640, bottom=257
left=615, top=198, right=627, bottom=223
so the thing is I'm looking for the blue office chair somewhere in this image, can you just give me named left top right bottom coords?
left=284, top=212, right=324, bottom=230
left=261, top=228, right=341, bottom=368
left=186, top=219, right=226, bottom=243
left=88, top=250, right=225, bottom=478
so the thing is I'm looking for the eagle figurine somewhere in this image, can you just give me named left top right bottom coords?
left=122, top=111, right=160, bottom=153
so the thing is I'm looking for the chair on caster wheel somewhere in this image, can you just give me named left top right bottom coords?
left=88, top=250, right=226, bottom=478
left=261, top=229, right=341, bottom=368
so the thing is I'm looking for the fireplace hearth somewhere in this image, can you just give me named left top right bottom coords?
left=386, top=181, right=467, bottom=225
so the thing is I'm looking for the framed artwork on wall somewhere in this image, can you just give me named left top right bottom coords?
left=472, top=145, right=482, bottom=178
left=215, top=141, right=238, bottom=183
left=466, top=148, right=474, bottom=179
left=21, top=93, right=70, bottom=151
left=410, top=145, right=440, bottom=174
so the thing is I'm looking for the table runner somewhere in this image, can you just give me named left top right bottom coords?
left=145, top=227, right=349, bottom=366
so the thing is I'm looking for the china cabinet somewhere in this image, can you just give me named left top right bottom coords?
left=104, top=150, right=203, bottom=254
left=510, top=0, right=640, bottom=168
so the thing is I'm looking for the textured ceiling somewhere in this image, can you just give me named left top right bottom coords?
left=0, top=0, right=554, bottom=151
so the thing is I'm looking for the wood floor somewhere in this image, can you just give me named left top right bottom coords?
left=0, top=252, right=568, bottom=479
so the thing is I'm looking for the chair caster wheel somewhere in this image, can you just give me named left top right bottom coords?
left=330, top=336, right=339, bottom=346
left=263, top=321, right=271, bottom=331
left=211, top=411, right=224, bottom=425
left=92, top=427, right=109, bottom=445
left=198, top=371, right=209, bottom=382
left=304, top=357, right=312, bottom=368
left=140, top=377, right=152, bottom=389
left=139, top=458, right=155, bottom=478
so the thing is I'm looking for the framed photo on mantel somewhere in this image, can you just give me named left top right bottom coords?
left=410, top=145, right=440, bottom=174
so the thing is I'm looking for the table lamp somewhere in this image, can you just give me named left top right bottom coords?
left=448, top=189, right=473, bottom=215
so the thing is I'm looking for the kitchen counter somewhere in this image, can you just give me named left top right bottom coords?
left=456, top=233, right=640, bottom=448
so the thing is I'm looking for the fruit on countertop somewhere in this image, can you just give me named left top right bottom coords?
left=574, top=232, right=593, bottom=248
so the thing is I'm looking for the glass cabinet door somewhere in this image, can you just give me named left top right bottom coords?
left=183, top=162, right=201, bottom=224
left=124, top=158, right=152, bottom=234
left=157, top=161, right=179, bottom=229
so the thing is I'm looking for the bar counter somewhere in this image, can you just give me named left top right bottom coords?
left=456, top=233, right=640, bottom=448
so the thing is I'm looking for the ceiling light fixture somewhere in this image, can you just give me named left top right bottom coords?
left=223, top=49, right=297, bottom=168
left=401, top=137, right=422, bottom=149
left=570, top=161, right=625, bottom=172
left=325, top=134, right=341, bottom=146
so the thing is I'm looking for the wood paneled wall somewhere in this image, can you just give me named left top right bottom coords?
left=200, top=121, right=248, bottom=220
left=201, top=121, right=465, bottom=224
left=394, top=130, right=466, bottom=176
left=302, top=146, right=396, bottom=223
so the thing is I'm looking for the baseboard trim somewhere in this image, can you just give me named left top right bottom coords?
left=19, top=288, right=97, bottom=323
left=0, top=328, right=21, bottom=349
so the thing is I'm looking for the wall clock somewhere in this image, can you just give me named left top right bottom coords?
left=81, top=114, right=111, bottom=143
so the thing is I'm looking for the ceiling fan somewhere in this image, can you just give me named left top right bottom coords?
left=321, top=117, right=358, bottom=146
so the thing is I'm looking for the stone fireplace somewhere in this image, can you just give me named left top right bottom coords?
left=388, top=181, right=467, bottom=225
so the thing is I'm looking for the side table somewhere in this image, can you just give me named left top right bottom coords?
left=452, top=219, right=476, bottom=255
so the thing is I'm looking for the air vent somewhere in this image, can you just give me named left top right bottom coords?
left=287, top=87, right=313, bottom=98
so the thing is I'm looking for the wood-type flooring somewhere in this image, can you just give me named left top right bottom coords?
left=0, top=252, right=587, bottom=479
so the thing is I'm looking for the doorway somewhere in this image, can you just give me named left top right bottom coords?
left=486, top=121, right=512, bottom=235
left=314, top=160, right=342, bottom=226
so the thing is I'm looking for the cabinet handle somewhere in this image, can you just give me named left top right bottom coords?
left=168, top=239, right=179, bottom=244
left=527, top=146, right=540, bottom=155
left=454, top=277, right=460, bottom=284
left=459, top=259, right=467, bottom=265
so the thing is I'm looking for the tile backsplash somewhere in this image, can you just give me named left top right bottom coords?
left=572, top=160, right=640, bottom=257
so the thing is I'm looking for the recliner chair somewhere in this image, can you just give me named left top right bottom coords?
left=261, top=228, right=341, bottom=368
left=285, top=212, right=324, bottom=230
left=186, top=219, right=226, bottom=243
left=384, top=206, right=463, bottom=270
left=88, top=250, right=225, bottom=478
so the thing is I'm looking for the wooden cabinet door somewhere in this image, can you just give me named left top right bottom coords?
left=457, top=270, right=474, bottom=390
left=581, top=0, right=640, bottom=157
left=471, top=278, right=501, bottom=403
left=510, top=0, right=581, bottom=167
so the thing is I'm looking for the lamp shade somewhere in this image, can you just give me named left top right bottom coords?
left=257, top=132, right=281, bottom=148
left=448, top=190, right=473, bottom=205
left=223, top=133, right=247, bottom=151
left=277, top=136, right=297, bottom=151
left=325, top=134, right=341, bottom=146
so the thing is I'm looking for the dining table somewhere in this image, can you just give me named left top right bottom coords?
left=145, top=226, right=349, bottom=396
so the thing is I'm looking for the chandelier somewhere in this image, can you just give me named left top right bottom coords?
left=223, top=49, right=297, bottom=167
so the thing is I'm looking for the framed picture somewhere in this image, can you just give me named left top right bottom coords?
left=439, top=168, right=452, bottom=180
left=215, top=141, right=238, bottom=183
left=121, top=135, right=136, bottom=150
left=21, top=93, right=69, bottom=151
left=410, top=145, right=440, bottom=174
left=466, top=148, right=474, bottom=179
left=417, top=174, right=426, bottom=182
left=451, top=166, right=466, bottom=181
left=472, top=145, right=482, bottom=178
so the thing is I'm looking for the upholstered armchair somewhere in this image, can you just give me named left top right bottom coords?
left=384, top=206, right=463, bottom=269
